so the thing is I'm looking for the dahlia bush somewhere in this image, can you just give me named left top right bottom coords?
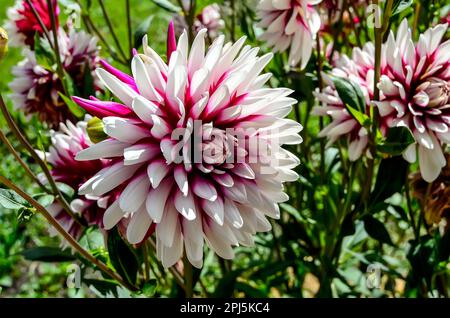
left=0, top=0, right=448, bottom=299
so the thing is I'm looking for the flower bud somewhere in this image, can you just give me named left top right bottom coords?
left=87, top=116, right=108, bottom=144
left=0, top=27, right=8, bottom=62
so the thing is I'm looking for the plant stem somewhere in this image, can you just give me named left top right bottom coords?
left=0, top=129, right=48, bottom=191
left=183, top=255, right=194, bottom=298
left=0, top=175, right=138, bottom=292
left=142, top=241, right=150, bottom=281
left=0, top=93, right=82, bottom=225
left=98, top=0, right=128, bottom=61
left=25, top=0, right=54, bottom=50
left=404, top=166, right=418, bottom=237
left=316, top=36, right=325, bottom=181
left=126, top=0, right=133, bottom=59
left=46, top=0, right=68, bottom=95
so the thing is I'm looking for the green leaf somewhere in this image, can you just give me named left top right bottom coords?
left=345, top=104, right=371, bottom=127
left=21, top=246, right=76, bottom=262
left=141, top=279, right=157, bottom=296
left=370, top=156, right=408, bottom=206
left=377, top=126, right=415, bottom=155
left=34, top=33, right=55, bottom=70
left=107, top=227, right=139, bottom=286
left=56, top=182, right=75, bottom=199
left=392, top=0, right=413, bottom=16
left=0, top=189, right=28, bottom=210
left=134, top=16, right=154, bottom=49
left=87, top=116, right=108, bottom=143
left=84, top=279, right=119, bottom=297
left=34, top=194, right=55, bottom=207
left=151, top=0, right=181, bottom=13
left=59, top=93, right=85, bottom=119
left=332, top=76, right=366, bottom=114
left=363, top=216, right=393, bottom=246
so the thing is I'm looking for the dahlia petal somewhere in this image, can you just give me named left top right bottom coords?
left=72, top=96, right=131, bottom=118
left=76, top=139, right=127, bottom=161
left=156, top=203, right=179, bottom=247
left=91, top=162, right=140, bottom=196
left=132, top=96, right=160, bottom=124
left=174, top=190, right=197, bottom=220
left=131, top=56, right=162, bottom=102
left=419, top=144, right=446, bottom=182
left=103, top=199, right=125, bottom=230
left=120, top=173, right=150, bottom=213
left=96, top=68, right=138, bottom=107
left=146, top=179, right=173, bottom=223
left=103, top=117, right=150, bottom=143
left=123, top=143, right=159, bottom=165
left=147, top=159, right=170, bottom=189
left=174, top=165, right=189, bottom=196
left=193, top=175, right=217, bottom=201
left=126, top=206, right=152, bottom=244
left=403, top=143, right=417, bottom=163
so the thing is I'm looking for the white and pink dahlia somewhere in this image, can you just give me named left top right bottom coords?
left=9, top=28, right=100, bottom=127
left=174, top=3, right=224, bottom=40
left=43, top=118, right=108, bottom=240
left=5, top=0, right=59, bottom=48
left=256, top=0, right=322, bottom=69
left=313, top=43, right=375, bottom=161
left=377, top=20, right=450, bottom=182
left=72, top=24, right=302, bottom=268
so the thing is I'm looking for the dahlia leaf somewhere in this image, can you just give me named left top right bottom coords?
left=0, top=188, right=28, bottom=210
left=141, top=279, right=158, bottom=297
left=59, top=93, right=85, bottom=119
left=363, top=215, right=394, bottom=246
left=21, top=246, right=76, bottom=262
left=370, top=156, right=408, bottom=206
left=332, top=76, right=366, bottom=115
left=34, top=33, right=55, bottom=71
left=151, top=0, right=181, bottom=13
left=55, top=182, right=75, bottom=199
left=33, top=194, right=55, bottom=207
left=392, top=0, right=413, bottom=16
left=345, top=104, right=371, bottom=127
left=377, top=126, right=415, bottom=156
left=134, top=16, right=153, bottom=50
left=107, top=227, right=139, bottom=286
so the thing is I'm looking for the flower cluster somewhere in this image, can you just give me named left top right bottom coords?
left=42, top=117, right=107, bottom=240
left=313, top=42, right=375, bottom=161
left=9, top=28, right=100, bottom=127
left=5, top=0, right=59, bottom=48
left=72, top=24, right=302, bottom=268
left=256, top=0, right=322, bottom=69
left=377, top=20, right=449, bottom=182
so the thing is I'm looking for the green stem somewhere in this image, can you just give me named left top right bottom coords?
left=0, top=175, right=138, bottom=292
left=126, top=0, right=133, bottom=59
left=98, top=0, right=128, bottom=61
left=0, top=93, right=83, bottom=226
left=25, top=0, right=54, bottom=50
left=0, top=129, right=48, bottom=191
left=183, top=255, right=194, bottom=298
left=46, top=0, right=68, bottom=95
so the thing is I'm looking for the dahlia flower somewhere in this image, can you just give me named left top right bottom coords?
left=5, top=0, right=59, bottom=48
left=256, top=0, right=322, bottom=69
left=73, top=24, right=302, bottom=268
left=377, top=20, right=450, bottom=182
left=9, top=28, right=100, bottom=127
left=42, top=118, right=108, bottom=240
left=313, top=42, right=375, bottom=161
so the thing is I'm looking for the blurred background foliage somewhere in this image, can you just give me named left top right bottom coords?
left=0, top=0, right=449, bottom=298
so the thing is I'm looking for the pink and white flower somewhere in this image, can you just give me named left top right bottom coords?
left=5, top=0, right=59, bottom=48
left=42, top=118, right=108, bottom=240
left=256, top=0, right=322, bottom=69
left=377, top=20, right=450, bottom=182
left=72, top=24, right=302, bottom=268
left=9, top=28, right=100, bottom=127
left=313, top=43, right=375, bottom=161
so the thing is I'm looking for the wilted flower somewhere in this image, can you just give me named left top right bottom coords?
left=377, top=20, right=450, bottom=182
left=256, top=0, right=322, bottom=69
left=5, top=0, right=59, bottom=48
left=313, top=43, right=375, bottom=161
left=9, top=28, right=100, bottom=127
left=410, top=154, right=450, bottom=233
left=72, top=23, right=302, bottom=268
left=42, top=118, right=108, bottom=240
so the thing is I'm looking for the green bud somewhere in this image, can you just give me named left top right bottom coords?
left=87, top=117, right=108, bottom=144
left=0, top=27, right=8, bottom=62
